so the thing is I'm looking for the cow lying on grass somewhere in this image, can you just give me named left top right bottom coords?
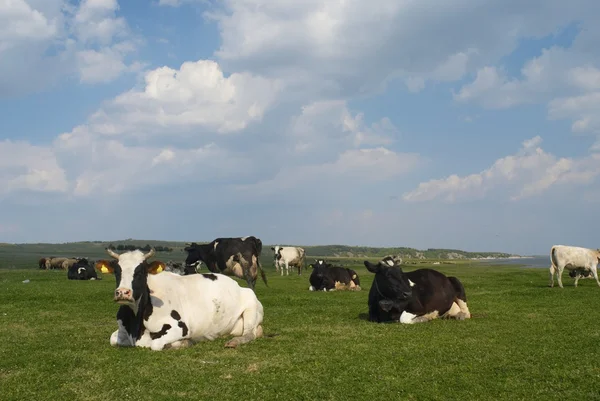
left=364, top=260, right=471, bottom=324
left=67, top=258, right=99, bottom=280
left=308, top=260, right=361, bottom=291
left=96, top=248, right=264, bottom=350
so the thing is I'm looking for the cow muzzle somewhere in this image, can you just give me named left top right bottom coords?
left=114, top=288, right=134, bottom=304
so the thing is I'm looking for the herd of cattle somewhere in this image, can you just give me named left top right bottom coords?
left=36, top=238, right=600, bottom=351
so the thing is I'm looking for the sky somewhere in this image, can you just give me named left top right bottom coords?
left=1, top=0, right=600, bottom=255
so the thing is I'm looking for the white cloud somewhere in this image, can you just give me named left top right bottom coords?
left=0, top=140, right=68, bottom=195
left=403, top=136, right=600, bottom=203
left=0, top=0, right=141, bottom=96
left=208, top=0, right=598, bottom=99
left=0, top=0, right=58, bottom=52
left=69, top=59, right=282, bottom=137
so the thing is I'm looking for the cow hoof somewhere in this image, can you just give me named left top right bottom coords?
left=224, top=340, right=239, bottom=348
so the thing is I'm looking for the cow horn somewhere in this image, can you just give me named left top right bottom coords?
left=143, top=248, right=155, bottom=260
left=106, top=248, right=120, bottom=260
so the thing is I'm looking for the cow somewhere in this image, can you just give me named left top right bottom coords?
left=364, top=259, right=471, bottom=324
left=47, top=257, right=68, bottom=270
left=67, top=258, right=99, bottom=280
left=308, top=260, right=361, bottom=291
left=183, top=236, right=267, bottom=291
left=549, top=245, right=600, bottom=288
left=38, top=258, right=48, bottom=270
left=164, top=261, right=185, bottom=275
left=569, top=269, right=594, bottom=280
left=271, top=246, right=306, bottom=276
left=61, top=258, right=79, bottom=271
left=95, top=248, right=264, bottom=350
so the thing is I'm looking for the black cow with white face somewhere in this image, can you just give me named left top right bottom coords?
left=183, top=236, right=267, bottom=291
left=308, top=260, right=361, bottom=291
left=67, top=258, right=99, bottom=280
left=364, top=259, right=471, bottom=324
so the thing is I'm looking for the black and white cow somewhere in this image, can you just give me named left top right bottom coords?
left=364, top=260, right=471, bottom=324
left=67, top=258, right=99, bottom=280
left=183, top=236, right=267, bottom=290
left=271, top=245, right=306, bottom=276
left=308, top=260, right=361, bottom=291
left=95, top=248, right=264, bottom=350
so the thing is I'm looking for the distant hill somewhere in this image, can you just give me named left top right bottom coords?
left=0, top=240, right=518, bottom=269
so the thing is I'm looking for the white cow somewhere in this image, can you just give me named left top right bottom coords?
left=271, top=246, right=306, bottom=276
left=549, top=245, right=600, bottom=288
left=96, top=248, right=264, bottom=351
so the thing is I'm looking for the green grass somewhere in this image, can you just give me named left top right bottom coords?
left=1, top=262, right=599, bottom=400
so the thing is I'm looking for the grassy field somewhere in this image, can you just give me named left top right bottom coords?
left=1, top=257, right=599, bottom=400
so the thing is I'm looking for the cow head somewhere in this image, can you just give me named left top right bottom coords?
left=183, top=243, right=210, bottom=270
left=95, top=248, right=165, bottom=307
left=364, top=260, right=413, bottom=307
left=307, top=260, right=334, bottom=290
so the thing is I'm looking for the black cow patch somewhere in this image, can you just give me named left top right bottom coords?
left=170, top=310, right=181, bottom=320
left=150, top=324, right=171, bottom=340
left=202, top=273, right=218, bottom=281
left=178, top=321, right=189, bottom=336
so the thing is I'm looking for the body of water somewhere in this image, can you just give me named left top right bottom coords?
left=477, top=256, right=549, bottom=268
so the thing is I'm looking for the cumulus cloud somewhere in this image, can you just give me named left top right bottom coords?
left=207, top=0, right=599, bottom=98
left=403, top=136, right=600, bottom=203
left=0, top=0, right=141, bottom=96
left=0, top=140, right=68, bottom=195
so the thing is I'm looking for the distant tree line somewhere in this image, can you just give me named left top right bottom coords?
left=106, top=244, right=173, bottom=252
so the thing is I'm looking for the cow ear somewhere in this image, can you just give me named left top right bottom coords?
left=95, top=260, right=114, bottom=274
left=379, top=299, right=395, bottom=312
left=147, top=261, right=165, bottom=275
left=364, top=261, right=380, bottom=273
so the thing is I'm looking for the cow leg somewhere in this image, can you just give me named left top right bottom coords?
left=590, top=264, right=600, bottom=287
left=574, top=271, right=581, bottom=287
left=409, top=310, right=440, bottom=324
left=163, top=339, right=195, bottom=350
left=224, top=300, right=264, bottom=348
left=285, top=261, right=290, bottom=276
left=556, top=265, right=564, bottom=288
left=549, top=265, right=555, bottom=287
left=110, top=321, right=133, bottom=347
left=242, top=264, right=255, bottom=290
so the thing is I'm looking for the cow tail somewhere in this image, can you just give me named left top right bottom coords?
left=448, top=276, right=467, bottom=303
left=257, top=258, right=268, bottom=287
left=550, top=246, right=558, bottom=270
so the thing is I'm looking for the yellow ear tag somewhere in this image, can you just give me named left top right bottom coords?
left=156, top=266, right=163, bottom=273
left=100, top=265, right=109, bottom=273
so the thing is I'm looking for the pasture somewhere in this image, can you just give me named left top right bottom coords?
left=1, top=256, right=600, bottom=400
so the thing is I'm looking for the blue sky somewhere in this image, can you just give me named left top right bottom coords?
left=1, top=0, right=600, bottom=255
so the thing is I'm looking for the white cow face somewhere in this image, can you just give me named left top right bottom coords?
left=95, top=249, right=165, bottom=307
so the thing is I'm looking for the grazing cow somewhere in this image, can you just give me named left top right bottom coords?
left=38, top=258, right=48, bottom=270
left=183, top=236, right=267, bottom=290
left=271, top=246, right=306, bottom=276
left=364, top=260, right=471, bottom=324
left=61, top=258, right=79, bottom=271
left=67, top=258, right=99, bottom=280
left=549, top=245, right=600, bottom=288
left=47, top=257, right=68, bottom=270
left=308, top=260, right=361, bottom=291
left=96, top=248, right=264, bottom=350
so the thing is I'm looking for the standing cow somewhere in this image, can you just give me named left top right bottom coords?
left=549, top=245, right=600, bottom=288
left=183, top=236, right=267, bottom=291
left=96, top=248, right=264, bottom=350
left=271, top=246, right=306, bottom=276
